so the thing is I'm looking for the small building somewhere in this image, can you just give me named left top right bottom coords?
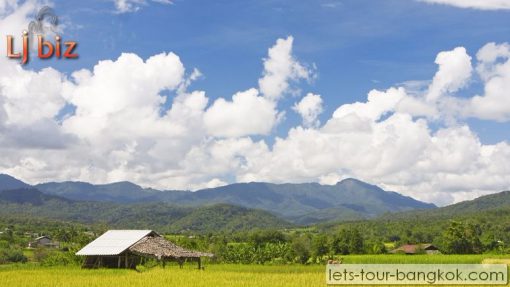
left=76, top=230, right=213, bottom=269
left=28, top=236, right=58, bottom=248
left=390, top=244, right=441, bottom=255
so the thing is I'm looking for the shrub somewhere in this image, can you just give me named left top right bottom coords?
left=41, top=251, right=81, bottom=266
left=0, top=248, right=28, bottom=264
left=0, top=240, right=9, bottom=249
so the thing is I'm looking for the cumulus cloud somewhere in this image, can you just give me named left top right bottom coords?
left=113, top=0, right=172, bottom=13
left=63, top=52, right=185, bottom=140
left=333, top=87, right=405, bottom=122
left=420, top=0, right=510, bottom=10
left=0, top=0, right=41, bottom=55
left=465, top=42, right=510, bottom=121
left=426, top=47, right=472, bottom=102
left=1, top=2, right=510, bottom=205
left=292, top=93, right=323, bottom=128
left=258, top=36, right=313, bottom=101
left=204, top=88, right=279, bottom=138
left=204, top=36, right=312, bottom=138
left=233, top=45, right=510, bottom=205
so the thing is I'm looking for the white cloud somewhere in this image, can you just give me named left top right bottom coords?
left=258, top=36, right=313, bottom=101
left=0, top=0, right=42, bottom=55
left=1, top=3, right=510, bottom=205
left=333, top=87, right=405, bottom=122
left=0, top=65, right=66, bottom=126
left=292, top=93, right=323, bottom=128
left=113, top=0, right=172, bottom=13
left=426, top=47, right=472, bottom=102
left=420, top=0, right=510, bottom=10
left=204, top=88, right=279, bottom=138
left=63, top=52, right=185, bottom=141
left=231, top=45, right=510, bottom=205
left=465, top=42, right=510, bottom=121
left=204, top=36, right=313, bottom=138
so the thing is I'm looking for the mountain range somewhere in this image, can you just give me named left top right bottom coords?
left=2, top=174, right=510, bottom=233
left=0, top=174, right=436, bottom=224
left=0, top=187, right=291, bottom=233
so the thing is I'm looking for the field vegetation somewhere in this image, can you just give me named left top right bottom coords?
left=1, top=255, right=510, bottom=287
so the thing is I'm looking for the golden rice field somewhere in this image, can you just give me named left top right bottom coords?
left=0, top=255, right=509, bottom=287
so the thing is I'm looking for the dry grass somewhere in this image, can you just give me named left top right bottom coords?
left=1, top=255, right=509, bottom=287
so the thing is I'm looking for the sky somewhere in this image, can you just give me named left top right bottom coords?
left=0, top=0, right=510, bottom=205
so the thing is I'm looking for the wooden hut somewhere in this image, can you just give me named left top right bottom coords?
left=28, top=236, right=58, bottom=248
left=390, top=244, right=441, bottom=255
left=76, top=230, right=213, bottom=269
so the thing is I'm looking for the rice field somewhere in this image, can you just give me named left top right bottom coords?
left=0, top=255, right=509, bottom=287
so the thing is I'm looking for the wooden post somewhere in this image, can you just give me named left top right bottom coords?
left=117, top=256, right=121, bottom=268
left=198, top=257, right=201, bottom=270
left=125, top=254, right=128, bottom=268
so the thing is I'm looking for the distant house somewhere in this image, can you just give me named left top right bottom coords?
left=390, top=244, right=440, bottom=255
left=28, top=236, right=58, bottom=248
left=76, top=230, right=213, bottom=269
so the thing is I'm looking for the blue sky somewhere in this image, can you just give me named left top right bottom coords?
left=32, top=0, right=510, bottom=143
left=2, top=0, right=510, bottom=204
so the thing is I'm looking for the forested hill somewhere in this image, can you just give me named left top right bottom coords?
left=0, top=174, right=31, bottom=190
left=320, top=189, right=510, bottom=251
left=378, top=190, right=510, bottom=221
left=0, top=188, right=291, bottom=233
left=27, top=175, right=437, bottom=224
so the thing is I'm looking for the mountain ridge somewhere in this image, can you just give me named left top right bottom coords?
left=2, top=174, right=435, bottom=224
left=3, top=174, right=510, bottom=230
left=0, top=188, right=291, bottom=233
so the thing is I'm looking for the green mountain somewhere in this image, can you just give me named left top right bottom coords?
left=0, top=188, right=291, bottom=233
left=378, top=190, right=510, bottom=221
left=0, top=174, right=31, bottom=190
left=433, top=190, right=510, bottom=216
left=0, top=188, right=71, bottom=205
left=321, top=189, right=510, bottom=248
left=35, top=181, right=162, bottom=202
left=34, top=177, right=435, bottom=224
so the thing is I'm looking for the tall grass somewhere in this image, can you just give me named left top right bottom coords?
left=340, top=254, right=510, bottom=264
left=0, top=265, right=323, bottom=287
left=0, top=255, right=509, bottom=287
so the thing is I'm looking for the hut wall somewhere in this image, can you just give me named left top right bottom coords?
left=82, top=252, right=143, bottom=269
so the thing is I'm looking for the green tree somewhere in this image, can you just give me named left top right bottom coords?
left=291, top=235, right=311, bottom=264
left=331, top=228, right=364, bottom=255
left=311, top=234, right=329, bottom=262
left=442, top=221, right=482, bottom=254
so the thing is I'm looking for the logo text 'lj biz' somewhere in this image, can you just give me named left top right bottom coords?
left=6, top=6, right=78, bottom=65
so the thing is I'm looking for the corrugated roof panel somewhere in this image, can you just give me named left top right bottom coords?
left=76, top=230, right=154, bottom=256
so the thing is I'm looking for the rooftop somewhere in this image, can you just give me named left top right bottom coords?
left=76, top=230, right=156, bottom=256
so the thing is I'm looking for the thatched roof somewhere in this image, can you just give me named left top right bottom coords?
left=390, top=244, right=439, bottom=254
left=129, top=236, right=213, bottom=259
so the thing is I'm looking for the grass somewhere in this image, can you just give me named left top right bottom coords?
left=0, top=265, right=324, bottom=287
left=0, top=255, right=509, bottom=287
left=339, top=254, right=510, bottom=264
left=22, top=248, right=34, bottom=260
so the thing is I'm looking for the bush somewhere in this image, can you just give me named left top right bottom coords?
left=0, top=248, right=28, bottom=264
left=291, top=235, right=311, bottom=264
left=33, top=248, right=50, bottom=262
left=441, top=221, right=483, bottom=254
left=41, top=250, right=81, bottom=266
left=0, top=240, right=9, bottom=249
left=136, top=259, right=159, bottom=272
